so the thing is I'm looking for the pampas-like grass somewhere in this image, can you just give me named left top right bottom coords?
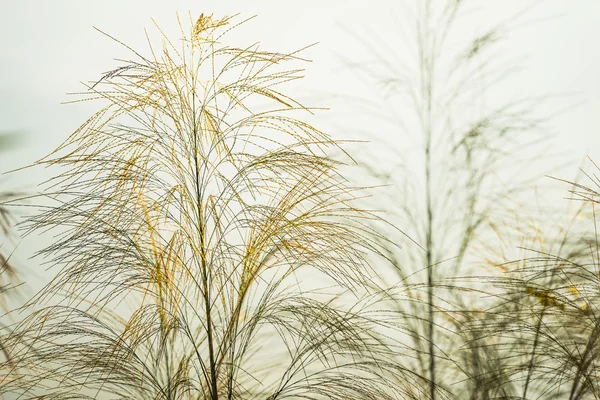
left=465, top=167, right=600, bottom=399
left=341, top=1, right=551, bottom=398
left=0, top=14, right=424, bottom=400
left=2, top=5, right=597, bottom=400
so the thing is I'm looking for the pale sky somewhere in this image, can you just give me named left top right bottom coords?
left=1, top=1, right=600, bottom=289
left=2, top=1, right=600, bottom=170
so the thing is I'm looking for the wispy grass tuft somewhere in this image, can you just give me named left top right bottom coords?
left=340, top=1, right=553, bottom=398
left=0, top=13, right=425, bottom=399
left=463, top=164, right=600, bottom=399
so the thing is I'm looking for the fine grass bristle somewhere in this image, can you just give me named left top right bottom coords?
left=0, top=13, right=424, bottom=400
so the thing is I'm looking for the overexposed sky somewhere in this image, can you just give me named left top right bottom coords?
left=1, top=1, right=600, bottom=288
left=1, top=1, right=600, bottom=170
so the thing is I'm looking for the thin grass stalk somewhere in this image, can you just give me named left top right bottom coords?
left=341, top=1, right=549, bottom=397
left=0, top=13, right=424, bottom=399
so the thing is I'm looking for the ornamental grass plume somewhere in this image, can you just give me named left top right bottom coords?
left=343, top=2, right=600, bottom=395
left=341, top=1, right=549, bottom=398
left=463, top=165, right=600, bottom=399
left=0, top=13, right=428, bottom=400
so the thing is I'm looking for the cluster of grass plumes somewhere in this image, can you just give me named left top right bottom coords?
left=458, top=169, right=600, bottom=399
left=0, top=13, right=433, bottom=399
left=2, top=4, right=598, bottom=400
left=340, top=1, right=600, bottom=398
left=340, top=1, right=563, bottom=399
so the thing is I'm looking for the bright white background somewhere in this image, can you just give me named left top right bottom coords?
left=2, top=1, right=600, bottom=167
left=1, top=1, right=599, bottom=289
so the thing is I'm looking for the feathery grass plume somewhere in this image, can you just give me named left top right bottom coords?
left=0, top=13, right=427, bottom=399
left=464, top=164, right=600, bottom=399
left=340, top=1, right=549, bottom=398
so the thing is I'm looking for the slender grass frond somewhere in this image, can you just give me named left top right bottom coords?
left=340, top=1, right=550, bottom=398
left=0, top=14, right=423, bottom=399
